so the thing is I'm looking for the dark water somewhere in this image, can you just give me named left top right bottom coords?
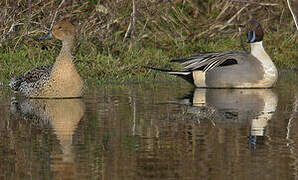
left=0, top=70, right=297, bottom=180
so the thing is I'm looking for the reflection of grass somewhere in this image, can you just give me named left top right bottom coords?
left=121, top=136, right=140, bottom=151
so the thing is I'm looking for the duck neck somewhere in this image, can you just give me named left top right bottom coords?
left=250, top=41, right=275, bottom=67
left=250, top=41, right=271, bottom=63
left=250, top=41, right=278, bottom=80
left=58, top=39, right=74, bottom=61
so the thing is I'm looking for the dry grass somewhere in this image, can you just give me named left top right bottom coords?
left=0, top=0, right=296, bottom=45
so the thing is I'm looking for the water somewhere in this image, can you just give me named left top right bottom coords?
left=0, top=70, right=297, bottom=180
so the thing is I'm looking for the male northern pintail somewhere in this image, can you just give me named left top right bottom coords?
left=147, top=20, right=278, bottom=88
left=9, top=21, right=84, bottom=98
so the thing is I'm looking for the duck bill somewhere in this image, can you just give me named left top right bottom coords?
left=247, top=31, right=256, bottom=43
left=37, top=30, right=53, bottom=40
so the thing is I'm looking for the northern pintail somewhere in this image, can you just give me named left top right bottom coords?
left=147, top=20, right=278, bottom=88
left=9, top=21, right=84, bottom=98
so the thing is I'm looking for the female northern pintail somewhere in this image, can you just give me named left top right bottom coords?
left=9, top=21, right=84, bottom=98
left=147, top=20, right=278, bottom=88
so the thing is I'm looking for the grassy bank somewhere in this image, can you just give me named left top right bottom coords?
left=0, top=0, right=297, bottom=84
left=0, top=31, right=296, bottom=84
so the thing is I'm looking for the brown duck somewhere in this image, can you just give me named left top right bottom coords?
left=9, top=21, right=84, bottom=98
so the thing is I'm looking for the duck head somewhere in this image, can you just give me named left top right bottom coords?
left=246, top=20, right=264, bottom=43
left=38, top=21, right=75, bottom=41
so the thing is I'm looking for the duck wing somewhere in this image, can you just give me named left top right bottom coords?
left=171, top=50, right=248, bottom=72
left=23, top=65, right=53, bottom=83
left=10, top=65, right=52, bottom=91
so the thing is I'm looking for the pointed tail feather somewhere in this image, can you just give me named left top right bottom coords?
left=142, top=66, right=191, bottom=75
left=142, top=66, right=194, bottom=84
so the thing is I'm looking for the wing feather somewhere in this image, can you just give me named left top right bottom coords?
left=171, top=51, right=247, bottom=72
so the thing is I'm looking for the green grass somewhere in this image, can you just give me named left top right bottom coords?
left=0, top=31, right=297, bottom=85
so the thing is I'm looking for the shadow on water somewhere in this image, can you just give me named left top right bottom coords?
left=0, top=69, right=297, bottom=179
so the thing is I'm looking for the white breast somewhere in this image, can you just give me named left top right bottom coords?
left=250, top=41, right=278, bottom=87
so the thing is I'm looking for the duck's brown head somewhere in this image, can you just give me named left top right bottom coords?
left=51, top=21, right=75, bottom=41
left=38, top=21, right=75, bottom=41
left=246, top=20, right=264, bottom=43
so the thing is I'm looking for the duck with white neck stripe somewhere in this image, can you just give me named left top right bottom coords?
left=145, top=19, right=278, bottom=88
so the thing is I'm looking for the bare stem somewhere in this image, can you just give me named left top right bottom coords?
left=50, top=0, right=65, bottom=29
left=132, top=0, right=136, bottom=37
left=27, top=0, right=32, bottom=34
left=230, top=0, right=279, bottom=6
left=287, top=0, right=298, bottom=30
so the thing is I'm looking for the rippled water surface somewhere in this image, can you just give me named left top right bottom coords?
left=0, top=70, right=297, bottom=180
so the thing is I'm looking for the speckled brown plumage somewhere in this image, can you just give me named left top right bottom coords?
left=9, top=21, right=84, bottom=98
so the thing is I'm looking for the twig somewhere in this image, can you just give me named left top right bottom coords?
left=0, top=23, right=24, bottom=43
left=137, top=18, right=149, bottom=41
left=205, top=4, right=249, bottom=38
left=279, top=7, right=285, bottom=31
left=50, top=0, right=65, bottom=29
left=124, top=0, right=137, bottom=41
left=132, top=0, right=136, bottom=37
left=123, top=20, right=132, bottom=41
left=13, top=31, right=26, bottom=51
left=230, top=0, right=280, bottom=6
left=287, top=0, right=298, bottom=30
left=27, top=0, right=32, bottom=34
left=216, top=1, right=232, bottom=20
left=218, top=4, right=249, bottom=31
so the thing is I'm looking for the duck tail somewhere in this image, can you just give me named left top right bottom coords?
left=142, top=66, right=190, bottom=75
left=142, top=66, right=194, bottom=84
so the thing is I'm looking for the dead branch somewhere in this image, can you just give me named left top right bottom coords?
left=230, top=0, right=280, bottom=6
left=50, top=0, right=65, bottom=29
left=287, top=0, right=298, bottom=30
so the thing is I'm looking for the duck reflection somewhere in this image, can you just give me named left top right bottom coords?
left=184, top=88, right=278, bottom=147
left=10, top=97, right=85, bottom=179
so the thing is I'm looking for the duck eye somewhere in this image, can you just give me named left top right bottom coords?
left=58, top=26, right=62, bottom=30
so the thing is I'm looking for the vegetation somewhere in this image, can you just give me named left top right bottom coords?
left=0, top=0, right=297, bottom=84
